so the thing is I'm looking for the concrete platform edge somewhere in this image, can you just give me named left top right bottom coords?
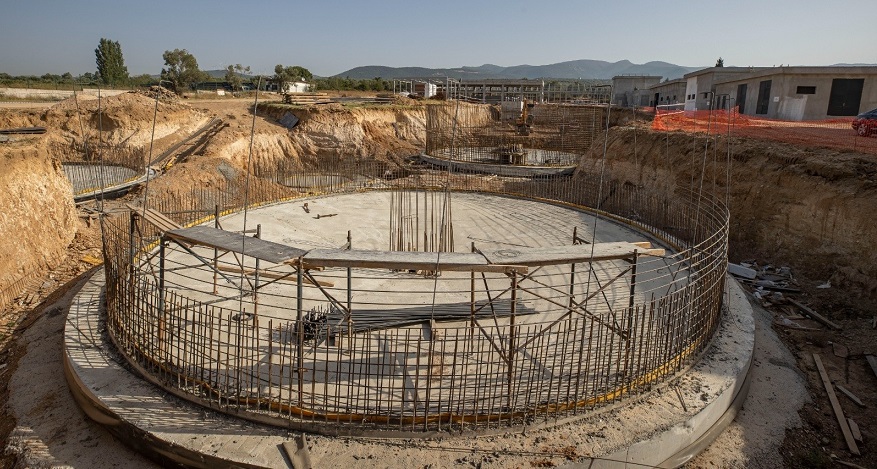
left=64, top=270, right=754, bottom=469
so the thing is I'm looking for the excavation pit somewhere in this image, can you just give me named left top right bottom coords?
left=421, top=103, right=603, bottom=176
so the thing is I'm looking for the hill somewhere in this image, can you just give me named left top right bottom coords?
left=334, top=59, right=700, bottom=80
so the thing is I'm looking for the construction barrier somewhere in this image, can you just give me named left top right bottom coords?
left=652, top=107, right=877, bottom=155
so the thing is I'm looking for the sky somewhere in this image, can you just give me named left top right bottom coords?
left=2, top=0, right=875, bottom=78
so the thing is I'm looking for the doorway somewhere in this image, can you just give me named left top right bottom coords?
left=756, top=80, right=772, bottom=115
left=827, top=78, right=864, bottom=116
left=736, top=84, right=748, bottom=114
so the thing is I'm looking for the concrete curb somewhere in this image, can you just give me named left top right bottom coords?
left=577, top=278, right=754, bottom=468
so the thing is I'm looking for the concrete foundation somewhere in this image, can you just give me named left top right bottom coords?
left=64, top=269, right=752, bottom=468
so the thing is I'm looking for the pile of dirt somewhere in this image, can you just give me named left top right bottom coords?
left=42, top=91, right=206, bottom=149
left=137, top=85, right=180, bottom=103
left=0, top=108, right=43, bottom=130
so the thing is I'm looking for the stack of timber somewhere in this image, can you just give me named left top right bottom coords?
left=283, top=93, right=331, bottom=105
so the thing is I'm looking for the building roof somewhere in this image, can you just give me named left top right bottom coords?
left=713, top=65, right=877, bottom=85
left=612, top=75, right=662, bottom=80
left=683, top=66, right=766, bottom=79
left=647, top=78, right=686, bottom=90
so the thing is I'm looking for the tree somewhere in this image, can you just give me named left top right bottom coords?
left=161, top=49, right=208, bottom=94
left=273, top=64, right=313, bottom=92
left=225, top=64, right=250, bottom=92
left=95, top=38, right=129, bottom=86
left=78, top=72, right=96, bottom=84
left=715, top=57, right=724, bottom=67
left=130, top=74, right=156, bottom=87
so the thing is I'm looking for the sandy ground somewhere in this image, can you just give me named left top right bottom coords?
left=3, top=272, right=155, bottom=468
left=686, top=297, right=809, bottom=468
left=0, top=101, right=59, bottom=110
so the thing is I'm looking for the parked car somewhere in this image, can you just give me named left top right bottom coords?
left=852, top=108, right=877, bottom=136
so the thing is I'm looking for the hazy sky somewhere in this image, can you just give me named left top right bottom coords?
left=2, top=0, right=874, bottom=77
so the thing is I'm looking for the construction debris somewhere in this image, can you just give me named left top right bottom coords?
left=847, top=418, right=863, bottom=443
left=0, top=126, right=46, bottom=135
left=728, top=262, right=757, bottom=279
left=278, top=111, right=300, bottom=129
left=282, top=434, right=313, bottom=469
left=867, top=355, right=877, bottom=380
left=813, top=353, right=860, bottom=455
left=834, top=459, right=868, bottom=469
left=788, top=298, right=841, bottom=330
left=138, top=85, right=179, bottom=102
left=836, top=384, right=865, bottom=408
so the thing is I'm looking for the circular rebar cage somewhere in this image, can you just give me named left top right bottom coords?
left=101, top=167, right=729, bottom=436
left=424, top=103, right=604, bottom=168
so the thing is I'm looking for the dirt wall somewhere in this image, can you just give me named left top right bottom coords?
left=272, top=104, right=426, bottom=162
left=0, top=143, right=78, bottom=307
left=578, top=126, right=877, bottom=310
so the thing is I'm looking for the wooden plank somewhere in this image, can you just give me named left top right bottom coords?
left=303, top=248, right=497, bottom=272
left=867, top=355, right=877, bottom=380
left=126, top=203, right=182, bottom=232
left=836, top=460, right=868, bottom=469
left=836, top=385, right=865, bottom=408
left=479, top=241, right=663, bottom=267
left=789, top=298, right=841, bottom=330
left=813, top=353, right=860, bottom=455
left=145, top=208, right=180, bottom=230
left=847, top=418, right=863, bottom=443
left=166, top=226, right=308, bottom=264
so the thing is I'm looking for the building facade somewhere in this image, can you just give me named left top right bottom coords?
left=647, top=78, right=687, bottom=108
left=611, top=75, right=662, bottom=107
left=713, top=66, right=877, bottom=120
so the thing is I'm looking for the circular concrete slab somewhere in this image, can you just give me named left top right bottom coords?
left=64, top=270, right=753, bottom=468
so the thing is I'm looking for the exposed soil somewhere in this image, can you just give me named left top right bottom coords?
left=1, top=96, right=876, bottom=468
left=582, top=124, right=877, bottom=468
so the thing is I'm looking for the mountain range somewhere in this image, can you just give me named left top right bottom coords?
left=334, top=59, right=702, bottom=81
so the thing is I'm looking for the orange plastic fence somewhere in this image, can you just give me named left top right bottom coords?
left=652, top=108, right=877, bottom=155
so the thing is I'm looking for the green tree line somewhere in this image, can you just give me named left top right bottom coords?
left=1, top=37, right=401, bottom=94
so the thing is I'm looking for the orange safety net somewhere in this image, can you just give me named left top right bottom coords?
left=652, top=107, right=877, bottom=155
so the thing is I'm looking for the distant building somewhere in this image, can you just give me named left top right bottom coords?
left=680, top=67, right=767, bottom=111
left=413, top=81, right=437, bottom=98
left=647, top=78, right=687, bottom=108
left=266, top=80, right=310, bottom=93
left=611, top=75, right=662, bottom=107
left=713, top=66, right=877, bottom=120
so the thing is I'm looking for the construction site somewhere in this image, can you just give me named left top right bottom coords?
left=1, top=86, right=876, bottom=469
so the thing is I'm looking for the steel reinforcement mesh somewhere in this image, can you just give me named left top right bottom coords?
left=101, top=168, right=728, bottom=435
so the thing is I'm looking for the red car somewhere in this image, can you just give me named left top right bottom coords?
left=852, top=108, right=877, bottom=136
